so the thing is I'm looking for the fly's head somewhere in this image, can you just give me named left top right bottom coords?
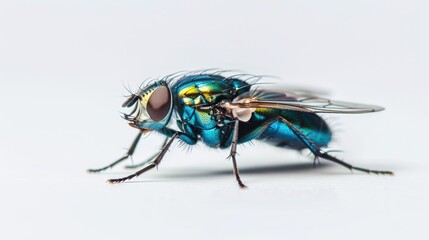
left=122, top=81, right=173, bottom=131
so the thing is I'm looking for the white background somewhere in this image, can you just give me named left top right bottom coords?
left=0, top=1, right=428, bottom=239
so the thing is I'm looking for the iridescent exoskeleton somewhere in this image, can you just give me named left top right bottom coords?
left=88, top=71, right=393, bottom=188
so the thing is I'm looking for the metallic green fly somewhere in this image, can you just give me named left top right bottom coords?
left=88, top=70, right=393, bottom=188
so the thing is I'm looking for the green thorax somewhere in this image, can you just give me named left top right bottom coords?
left=171, top=74, right=250, bottom=129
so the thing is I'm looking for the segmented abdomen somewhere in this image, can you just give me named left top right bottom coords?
left=238, top=109, right=332, bottom=150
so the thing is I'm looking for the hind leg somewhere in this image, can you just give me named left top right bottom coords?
left=276, top=116, right=393, bottom=175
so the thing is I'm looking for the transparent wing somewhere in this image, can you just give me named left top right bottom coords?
left=228, top=89, right=384, bottom=114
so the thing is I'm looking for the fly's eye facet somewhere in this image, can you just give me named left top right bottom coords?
left=147, top=86, right=171, bottom=121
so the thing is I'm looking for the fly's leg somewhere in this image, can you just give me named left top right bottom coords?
left=87, top=131, right=143, bottom=173
left=317, top=152, right=393, bottom=175
left=124, top=137, right=169, bottom=169
left=107, top=133, right=179, bottom=184
left=228, top=119, right=247, bottom=188
left=276, top=116, right=394, bottom=175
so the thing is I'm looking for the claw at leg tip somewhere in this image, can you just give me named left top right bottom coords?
left=106, top=179, right=117, bottom=184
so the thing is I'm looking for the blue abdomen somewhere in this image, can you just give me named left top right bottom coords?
left=239, top=109, right=332, bottom=150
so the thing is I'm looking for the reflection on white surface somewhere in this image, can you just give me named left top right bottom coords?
left=0, top=0, right=427, bottom=240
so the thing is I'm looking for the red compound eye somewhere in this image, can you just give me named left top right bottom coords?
left=147, top=86, right=171, bottom=121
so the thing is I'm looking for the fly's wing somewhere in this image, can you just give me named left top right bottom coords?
left=228, top=89, right=384, bottom=114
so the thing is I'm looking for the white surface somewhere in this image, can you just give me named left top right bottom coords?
left=0, top=1, right=428, bottom=239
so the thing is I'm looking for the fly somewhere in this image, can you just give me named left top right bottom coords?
left=88, top=70, right=393, bottom=188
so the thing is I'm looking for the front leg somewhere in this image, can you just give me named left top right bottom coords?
left=160, top=126, right=198, bottom=145
left=107, top=128, right=198, bottom=184
left=87, top=131, right=143, bottom=173
left=125, top=126, right=198, bottom=169
left=124, top=137, right=168, bottom=169
left=107, top=132, right=179, bottom=184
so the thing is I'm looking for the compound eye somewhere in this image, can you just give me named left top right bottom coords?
left=147, top=86, right=171, bottom=121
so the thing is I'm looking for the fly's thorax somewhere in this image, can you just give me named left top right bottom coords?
left=177, top=82, right=228, bottom=106
left=172, top=75, right=248, bottom=105
left=169, top=74, right=254, bottom=129
left=123, top=81, right=174, bottom=130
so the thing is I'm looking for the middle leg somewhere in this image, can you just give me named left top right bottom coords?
left=228, top=119, right=247, bottom=188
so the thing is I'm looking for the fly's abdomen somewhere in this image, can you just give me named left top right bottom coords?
left=261, top=111, right=332, bottom=150
left=238, top=109, right=332, bottom=150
